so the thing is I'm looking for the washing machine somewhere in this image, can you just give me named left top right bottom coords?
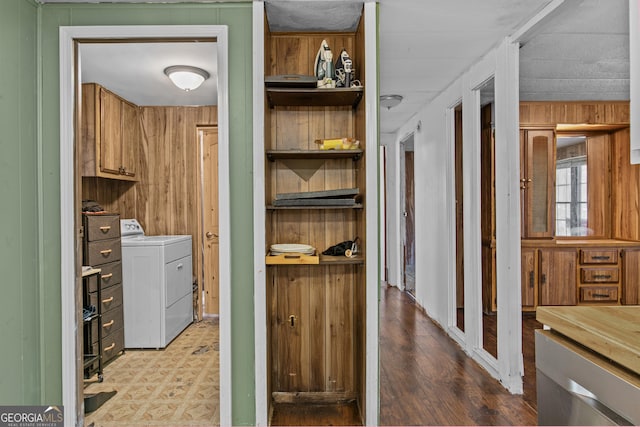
left=120, top=219, right=193, bottom=349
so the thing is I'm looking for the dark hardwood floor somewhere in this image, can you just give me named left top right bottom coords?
left=270, top=286, right=541, bottom=426
left=380, top=286, right=540, bottom=426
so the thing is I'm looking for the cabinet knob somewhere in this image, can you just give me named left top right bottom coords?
left=206, top=231, right=218, bottom=238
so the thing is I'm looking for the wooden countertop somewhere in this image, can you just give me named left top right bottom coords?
left=537, top=306, right=640, bottom=375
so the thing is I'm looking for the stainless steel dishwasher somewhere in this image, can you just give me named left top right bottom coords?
left=536, top=330, right=640, bottom=426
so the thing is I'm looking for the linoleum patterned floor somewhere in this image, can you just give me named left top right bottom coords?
left=84, top=318, right=219, bottom=427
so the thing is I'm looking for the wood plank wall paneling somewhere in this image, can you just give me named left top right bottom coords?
left=82, top=105, right=217, bottom=283
left=586, top=134, right=611, bottom=237
left=519, top=101, right=630, bottom=126
left=611, top=127, right=640, bottom=240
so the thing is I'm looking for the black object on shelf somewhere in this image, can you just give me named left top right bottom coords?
left=265, top=74, right=317, bottom=88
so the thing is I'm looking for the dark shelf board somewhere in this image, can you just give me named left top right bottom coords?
left=267, top=204, right=363, bottom=210
left=267, top=149, right=362, bottom=161
left=266, top=87, right=364, bottom=108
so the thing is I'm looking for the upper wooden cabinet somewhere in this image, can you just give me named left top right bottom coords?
left=520, top=129, right=555, bottom=238
left=82, top=83, right=141, bottom=181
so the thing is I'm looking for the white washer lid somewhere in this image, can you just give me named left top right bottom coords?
left=121, top=234, right=192, bottom=246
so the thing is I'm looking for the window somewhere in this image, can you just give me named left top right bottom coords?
left=555, top=150, right=587, bottom=236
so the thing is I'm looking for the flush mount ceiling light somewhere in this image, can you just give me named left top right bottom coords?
left=164, top=65, right=210, bottom=91
left=380, top=94, right=403, bottom=110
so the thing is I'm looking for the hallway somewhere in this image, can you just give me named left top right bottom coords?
left=379, top=286, right=538, bottom=426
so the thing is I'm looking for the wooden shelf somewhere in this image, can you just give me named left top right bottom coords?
left=320, top=254, right=365, bottom=265
left=266, top=254, right=365, bottom=266
left=267, top=149, right=363, bottom=161
left=266, top=87, right=363, bottom=108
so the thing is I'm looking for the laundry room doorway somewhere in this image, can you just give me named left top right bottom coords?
left=59, top=25, right=231, bottom=427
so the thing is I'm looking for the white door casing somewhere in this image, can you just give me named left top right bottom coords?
left=59, top=25, right=231, bottom=427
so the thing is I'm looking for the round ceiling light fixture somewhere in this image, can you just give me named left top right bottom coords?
left=164, top=65, right=210, bottom=91
left=380, top=94, right=403, bottom=110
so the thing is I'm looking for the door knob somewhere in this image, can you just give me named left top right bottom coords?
left=206, top=231, right=218, bottom=238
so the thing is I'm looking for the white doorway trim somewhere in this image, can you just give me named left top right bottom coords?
left=59, top=25, right=231, bottom=427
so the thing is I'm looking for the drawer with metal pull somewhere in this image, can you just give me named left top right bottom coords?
left=579, top=249, right=618, bottom=264
left=579, top=286, right=619, bottom=303
left=580, top=267, right=619, bottom=283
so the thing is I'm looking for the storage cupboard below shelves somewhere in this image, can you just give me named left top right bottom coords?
left=261, top=7, right=372, bottom=425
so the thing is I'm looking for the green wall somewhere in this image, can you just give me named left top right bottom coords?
left=0, top=1, right=256, bottom=425
left=0, top=0, right=40, bottom=406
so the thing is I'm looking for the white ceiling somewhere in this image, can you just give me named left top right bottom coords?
left=54, top=0, right=630, bottom=135
left=80, top=42, right=217, bottom=107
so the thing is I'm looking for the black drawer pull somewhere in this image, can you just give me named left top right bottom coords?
left=529, top=271, right=534, bottom=288
left=592, top=274, right=612, bottom=280
left=592, top=293, right=611, bottom=298
left=591, top=255, right=611, bottom=260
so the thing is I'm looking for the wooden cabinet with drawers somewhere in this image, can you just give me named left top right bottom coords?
left=578, top=248, right=621, bottom=304
left=518, top=241, right=640, bottom=310
left=82, top=213, right=124, bottom=369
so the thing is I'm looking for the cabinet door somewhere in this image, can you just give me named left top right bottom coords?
left=99, top=88, right=123, bottom=175
left=622, top=248, right=640, bottom=305
left=521, top=248, right=536, bottom=308
left=120, top=100, right=139, bottom=178
left=539, top=248, right=577, bottom=305
left=523, top=130, right=555, bottom=238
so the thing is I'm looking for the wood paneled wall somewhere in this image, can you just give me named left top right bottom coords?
left=520, top=101, right=630, bottom=126
left=82, top=105, right=217, bottom=273
left=611, top=127, right=640, bottom=240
